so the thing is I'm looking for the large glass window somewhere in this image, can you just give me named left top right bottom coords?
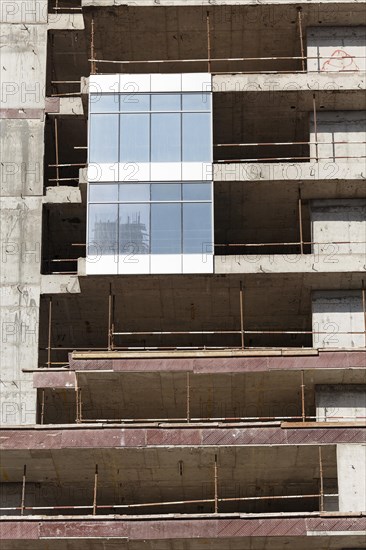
left=89, top=93, right=212, bottom=164
left=88, top=182, right=213, bottom=255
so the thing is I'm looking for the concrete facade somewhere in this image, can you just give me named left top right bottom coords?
left=0, top=1, right=366, bottom=548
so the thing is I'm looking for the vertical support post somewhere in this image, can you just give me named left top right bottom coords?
left=239, top=282, right=245, bottom=349
left=297, top=8, right=305, bottom=71
left=108, top=284, right=112, bottom=351
left=40, top=389, right=45, bottom=425
left=79, top=388, right=83, bottom=422
left=362, top=281, right=366, bottom=347
left=312, top=94, right=318, bottom=162
left=206, top=11, right=211, bottom=73
left=47, top=297, right=52, bottom=368
left=75, top=373, right=80, bottom=423
left=298, top=188, right=304, bottom=255
left=186, top=372, right=191, bottom=423
left=54, top=119, right=60, bottom=186
left=300, top=370, right=306, bottom=422
left=319, top=447, right=324, bottom=512
left=214, top=454, right=218, bottom=513
left=93, top=464, right=98, bottom=515
left=21, top=465, right=26, bottom=516
left=91, top=17, right=96, bottom=75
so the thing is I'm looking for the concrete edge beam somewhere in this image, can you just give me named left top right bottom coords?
left=43, top=186, right=82, bottom=204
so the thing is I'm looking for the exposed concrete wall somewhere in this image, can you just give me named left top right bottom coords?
left=312, top=290, right=365, bottom=349
left=310, top=199, right=366, bottom=254
left=307, top=26, right=366, bottom=72
left=337, top=444, right=366, bottom=512
left=310, top=111, right=366, bottom=162
left=0, top=5, right=48, bottom=424
left=316, top=384, right=366, bottom=421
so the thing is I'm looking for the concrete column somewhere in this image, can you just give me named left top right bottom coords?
left=0, top=1, right=48, bottom=424
left=316, top=385, right=366, bottom=421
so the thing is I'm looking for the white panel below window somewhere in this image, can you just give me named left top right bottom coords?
left=150, top=74, right=182, bottom=92
left=182, top=162, right=213, bottom=181
left=89, top=74, right=119, bottom=94
left=86, top=255, right=118, bottom=275
left=119, top=255, right=150, bottom=275
left=150, top=163, right=182, bottom=181
left=88, top=163, right=119, bottom=183
left=119, top=163, right=150, bottom=182
left=182, top=73, right=212, bottom=92
left=120, top=74, right=151, bottom=93
left=183, top=254, right=214, bottom=274
left=150, top=254, right=182, bottom=274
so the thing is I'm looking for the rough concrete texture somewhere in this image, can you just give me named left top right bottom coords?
left=337, top=443, right=366, bottom=512
left=310, top=111, right=366, bottom=163
left=0, top=7, right=48, bottom=425
left=310, top=199, right=366, bottom=254
left=316, top=384, right=366, bottom=421
left=307, top=26, right=366, bottom=72
left=312, top=290, right=365, bottom=348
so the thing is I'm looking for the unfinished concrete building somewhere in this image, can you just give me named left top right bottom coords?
left=1, top=0, right=366, bottom=548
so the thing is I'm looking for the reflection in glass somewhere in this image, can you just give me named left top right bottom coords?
left=151, top=114, right=181, bottom=162
left=182, top=113, right=211, bottom=162
left=88, top=204, right=118, bottom=255
left=89, top=94, right=119, bottom=113
left=182, top=93, right=211, bottom=111
left=183, top=203, right=212, bottom=253
left=120, top=114, right=150, bottom=162
left=89, top=114, right=119, bottom=163
left=89, top=184, right=118, bottom=202
left=151, top=204, right=181, bottom=254
left=183, top=183, right=211, bottom=201
left=120, top=94, right=150, bottom=112
left=119, top=183, right=150, bottom=201
left=151, top=183, right=181, bottom=201
left=151, top=94, right=181, bottom=111
left=119, top=203, right=150, bottom=254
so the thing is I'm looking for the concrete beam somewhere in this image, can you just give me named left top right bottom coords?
left=215, top=254, right=366, bottom=275
left=48, top=14, right=85, bottom=31
left=43, top=186, right=82, bottom=204
left=40, top=275, right=81, bottom=295
left=45, top=97, right=84, bottom=116
left=69, top=349, right=366, bottom=373
left=1, top=516, right=365, bottom=541
left=1, top=426, right=365, bottom=450
left=214, top=162, right=366, bottom=182
left=213, top=72, right=366, bottom=93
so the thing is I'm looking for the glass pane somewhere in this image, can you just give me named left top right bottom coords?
left=120, top=114, right=150, bottom=162
left=119, top=203, right=150, bottom=254
left=151, top=113, right=181, bottom=162
left=90, top=94, right=119, bottom=113
left=151, top=204, right=182, bottom=254
left=89, top=114, right=119, bottom=163
left=151, top=183, right=181, bottom=201
left=119, top=183, right=150, bottom=201
left=183, top=183, right=211, bottom=201
left=182, top=113, right=211, bottom=162
left=89, top=184, right=118, bottom=202
left=183, top=203, right=212, bottom=254
left=120, top=93, right=150, bottom=112
left=151, top=94, right=181, bottom=111
left=182, top=93, right=211, bottom=111
left=88, top=204, right=118, bottom=256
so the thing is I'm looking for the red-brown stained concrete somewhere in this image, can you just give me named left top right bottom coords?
left=1, top=427, right=365, bottom=450
left=1, top=517, right=365, bottom=540
left=68, top=350, right=366, bottom=373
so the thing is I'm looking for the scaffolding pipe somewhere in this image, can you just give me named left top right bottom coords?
left=301, top=371, right=306, bottom=422
left=91, top=17, right=96, bottom=75
left=214, top=454, right=219, bottom=513
left=186, top=372, right=191, bottom=423
left=313, top=94, right=318, bottom=161
left=47, top=297, right=52, bottom=369
left=40, top=389, right=45, bottom=425
left=297, top=8, right=306, bottom=72
left=54, top=119, right=60, bottom=186
left=239, top=282, right=245, bottom=349
left=20, top=465, right=26, bottom=516
left=319, top=447, right=324, bottom=512
left=206, top=11, right=211, bottom=73
left=93, top=464, right=98, bottom=515
left=298, top=189, right=304, bottom=255
left=108, top=284, right=113, bottom=351
left=89, top=54, right=364, bottom=64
